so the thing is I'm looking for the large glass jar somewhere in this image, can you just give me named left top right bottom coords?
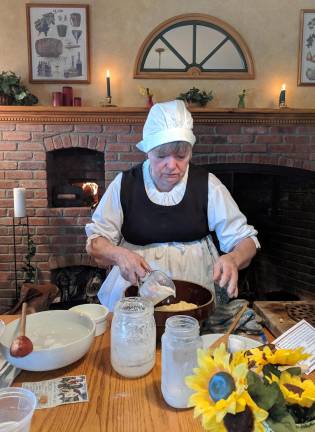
left=161, top=315, right=203, bottom=408
left=111, top=297, right=156, bottom=378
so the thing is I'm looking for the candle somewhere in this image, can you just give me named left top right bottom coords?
left=279, top=83, right=286, bottom=108
left=106, top=70, right=111, bottom=98
left=13, top=188, right=26, bottom=218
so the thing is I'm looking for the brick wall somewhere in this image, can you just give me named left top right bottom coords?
left=0, top=119, right=315, bottom=311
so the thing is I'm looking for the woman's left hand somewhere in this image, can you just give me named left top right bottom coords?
left=213, top=254, right=238, bottom=298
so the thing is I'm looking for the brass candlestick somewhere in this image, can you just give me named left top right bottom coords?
left=100, top=96, right=116, bottom=107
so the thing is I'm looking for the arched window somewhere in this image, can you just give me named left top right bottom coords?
left=134, top=14, right=254, bottom=79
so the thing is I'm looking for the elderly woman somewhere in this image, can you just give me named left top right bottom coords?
left=85, top=100, right=259, bottom=311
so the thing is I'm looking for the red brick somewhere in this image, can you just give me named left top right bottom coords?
left=74, top=125, right=102, bottom=133
left=131, top=125, right=143, bottom=133
left=34, top=171, right=47, bottom=180
left=105, top=125, right=131, bottom=133
left=62, top=135, right=72, bottom=148
left=297, top=126, right=315, bottom=134
left=284, top=136, right=310, bottom=145
left=214, top=144, right=241, bottom=153
left=5, top=151, right=32, bottom=160
left=16, top=124, right=44, bottom=132
left=0, top=180, right=19, bottom=189
left=117, top=134, right=141, bottom=143
left=18, top=142, right=43, bottom=151
left=106, top=143, right=130, bottom=152
left=97, top=137, right=106, bottom=152
left=44, top=137, right=54, bottom=151
left=18, top=180, right=46, bottom=189
left=242, top=143, right=267, bottom=153
left=6, top=171, right=33, bottom=180
left=119, top=153, right=145, bottom=162
left=243, top=126, right=269, bottom=134
left=216, top=125, right=242, bottom=134
left=0, top=217, right=12, bottom=226
left=53, top=135, right=63, bottom=149
left=105, top=162, right=131, bottom=171
left=193, top=144, right=214, bottom=153
left=270, top=126, right=298, bottom=134
left=70, top=134, right=79, bottom=147
left=0, top=142, right=17, bottom=150
left=88, top=136, right=98, bottom=149
left=194, top=125, right=216, bottom=134
left=2, top=131, right=31, bottom=141
left=19, top=162, right=46, bottom=170
left=45, top=125, right=73, bottom=133
left=256, top=135, right=283, bottom=144
left=199, top=135, right=227, bottom=144
left=35, top=209, right=63, bottom=217
left=0, top=161, right=17, bottom=170
left=79, top=135, right=88, bottom=147
left=34, top=152, right=46, bottom=161
left=31, top=217, right=49, bottom=225
left=27, top=199, right=47, bottom=209
left=63, top=208, right=91, bottom=216
left=268, top=143, right=294, bottom=153
left=228, top=135, right=253, bottom=144
left=0, top=124, right=15, bottom=131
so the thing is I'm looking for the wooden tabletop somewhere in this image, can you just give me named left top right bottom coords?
left=1, top=315, right=313, bottom=432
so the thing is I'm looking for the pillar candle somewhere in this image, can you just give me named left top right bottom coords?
left=279, top=83, right=286, bottom=107
left=106, top=70, right=111, bottom=98
left=13, top=188, right=26, bottom=218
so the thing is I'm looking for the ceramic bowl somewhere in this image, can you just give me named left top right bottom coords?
left=126, top=280, right=214, bottom=341
left=70, top=304, right=109, bottom=337
left=0, top=310, right=95, bottom=371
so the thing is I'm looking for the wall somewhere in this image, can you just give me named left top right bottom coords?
left=1, top=0, right=315, bottom=108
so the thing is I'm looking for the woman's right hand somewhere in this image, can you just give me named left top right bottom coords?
left=116, top=248, right=151, bottom=285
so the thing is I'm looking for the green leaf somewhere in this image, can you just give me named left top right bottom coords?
left=263, top=364, right=281, bottom=378
left=266, top=413, right=297, bottom=432
left=285, top=367, right=302, bottom=376
left=247, top=371, right=280, bottom=411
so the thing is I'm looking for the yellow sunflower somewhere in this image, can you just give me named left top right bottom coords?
left=185, top=343, right=268, bottom=432
left=245, top=345, right=309, bottom=373
left=267, top=371, right=315, bottom=408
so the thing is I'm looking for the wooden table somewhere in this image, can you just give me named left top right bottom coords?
left=1, top=315, right=313, bottom=432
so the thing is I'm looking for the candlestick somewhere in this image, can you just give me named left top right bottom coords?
left=13, top=188, right=26, bottom=218
left=106, top=70, right=111, bottom=98
left=279, top=83, right=286, bottom=108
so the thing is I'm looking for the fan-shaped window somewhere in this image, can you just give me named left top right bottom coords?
left=134, top=14, right=254, bottom=79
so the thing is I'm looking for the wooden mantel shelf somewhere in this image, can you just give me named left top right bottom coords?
left=1, top=105, right=315, bottom=124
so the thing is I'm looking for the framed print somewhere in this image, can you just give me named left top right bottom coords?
left=26, top=3, right=90, bottom=83
left=298, top=9, right=315, bottom=85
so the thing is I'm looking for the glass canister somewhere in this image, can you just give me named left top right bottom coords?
left=161, top=315, right=203, bottom=408
left=111, top=297, right=156, bottom=378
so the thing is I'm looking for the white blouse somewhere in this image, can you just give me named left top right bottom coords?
left=85, top=161, right=259, bottom=311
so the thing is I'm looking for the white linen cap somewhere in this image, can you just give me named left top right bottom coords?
left=137, top=100, right=196, bottom=153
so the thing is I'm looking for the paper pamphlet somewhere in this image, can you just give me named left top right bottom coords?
left=273, top=319, right=315, bottom=375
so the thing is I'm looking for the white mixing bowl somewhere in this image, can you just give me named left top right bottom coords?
left=0, top=310, right=95, bottom=371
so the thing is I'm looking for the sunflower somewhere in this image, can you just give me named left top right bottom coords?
left=185, top=344, right=268, bottom=432
left=267, top=371, right=315, bottom=408
left=245, top=345, right=309, bottom=373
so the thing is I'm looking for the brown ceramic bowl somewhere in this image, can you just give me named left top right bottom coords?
left=125, top=280, right=214, bottom=341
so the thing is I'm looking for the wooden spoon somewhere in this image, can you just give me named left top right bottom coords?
left=208, top=303, right=248, bottom=351
left=10, top=302, right=33, bottom=357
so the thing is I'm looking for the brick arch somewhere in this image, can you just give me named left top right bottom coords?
left=44, top=134, right=106, bottom=152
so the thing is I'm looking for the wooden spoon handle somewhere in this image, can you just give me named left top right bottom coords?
left=20, top=302, right=27, bottom=337
left=226, top=302, right=248, bottom=337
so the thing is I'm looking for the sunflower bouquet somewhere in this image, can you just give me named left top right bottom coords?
left=185, top=343, right=315, bottom=432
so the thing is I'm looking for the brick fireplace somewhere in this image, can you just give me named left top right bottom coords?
left=0, top=106, right=314, bottom=312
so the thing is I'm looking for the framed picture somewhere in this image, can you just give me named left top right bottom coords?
left=298, top=9, right=315, bottom=86
left=26, top=3, right=90, bottom=83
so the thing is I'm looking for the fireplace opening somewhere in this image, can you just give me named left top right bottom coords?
left=50, top=265, right=108, bottom=308
left=205, top=164, right=315, bottom=302
left=47, top=148, right=105, bottom=208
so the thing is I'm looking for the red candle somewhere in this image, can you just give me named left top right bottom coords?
left=62, top=86, right=73, bottom=106
left=73, top=97, right=82, bottom=106
left=52, top=91, right=63, bottom=106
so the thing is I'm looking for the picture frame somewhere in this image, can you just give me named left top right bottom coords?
left=26, top=3, right=90, bottom=83
left=298, top=9, right=315, bottom=86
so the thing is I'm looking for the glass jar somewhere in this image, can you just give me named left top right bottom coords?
left=161, top=315, right=203, bottom=408
left=111, top=297, right=156, bottom=378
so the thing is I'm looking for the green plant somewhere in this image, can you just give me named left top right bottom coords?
left=177, top=87, right=213, bottom=107
left=0, top=71, right=38, bottom=105
left=22, top=234, right=37, bottom=283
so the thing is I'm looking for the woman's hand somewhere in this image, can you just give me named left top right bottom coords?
left=213, top=238, right=257, bottom=298
left=116, top=249, right=151, bottom=285
left=213, top=254, right=239, bottom=298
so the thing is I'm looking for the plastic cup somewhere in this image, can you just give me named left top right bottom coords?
left=0, top=387, right=37, bottom=432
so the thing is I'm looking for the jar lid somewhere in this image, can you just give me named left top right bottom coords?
left=115, top=296, right=154, bottom=317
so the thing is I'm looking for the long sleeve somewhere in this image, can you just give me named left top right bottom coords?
left=207, top=173, right=259, bottom=253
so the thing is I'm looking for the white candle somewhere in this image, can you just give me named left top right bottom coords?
left=13, top=188, right=26, bottom=218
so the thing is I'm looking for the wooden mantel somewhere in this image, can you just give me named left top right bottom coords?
left=1, top=105, right=315, bottom=125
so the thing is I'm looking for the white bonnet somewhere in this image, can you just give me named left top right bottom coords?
left=137, top=100, right=196, bottom=153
